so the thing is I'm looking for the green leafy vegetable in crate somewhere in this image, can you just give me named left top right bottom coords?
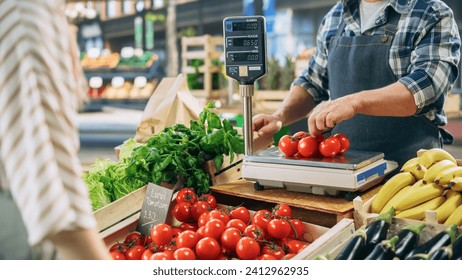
left=84, top=103, right=244, bottom=211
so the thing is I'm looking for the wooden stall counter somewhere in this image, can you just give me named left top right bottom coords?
left=211, top=179, right=380, bottom=228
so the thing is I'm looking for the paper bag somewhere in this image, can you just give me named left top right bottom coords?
left=134, top=74, right=203, bottom=143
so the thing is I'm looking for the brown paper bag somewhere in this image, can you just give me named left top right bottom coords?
left=134, top=74, right=203, bottom=143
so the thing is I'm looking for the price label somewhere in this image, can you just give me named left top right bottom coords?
left=136, top=182, right=177, bottom=236
left=88, top=76, right=103, bottom=89
left=111, top=76, right=125, bottom=88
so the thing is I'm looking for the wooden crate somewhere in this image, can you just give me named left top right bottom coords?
left=99, top=203, right=355, bottom=260
left=254, top=90, right=287, bottom=115
left=181, top=35, right=225, bottom=103
left=301, top=216, right=461, bottom=260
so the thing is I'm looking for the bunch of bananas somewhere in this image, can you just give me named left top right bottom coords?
left=370, top=148, right=462, bottom=226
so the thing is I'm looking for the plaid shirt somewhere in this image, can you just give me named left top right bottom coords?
left=293, top=0, right=461, bottom=126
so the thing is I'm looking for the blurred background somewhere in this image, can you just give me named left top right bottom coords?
left=64, top=0, right=462, bottom=166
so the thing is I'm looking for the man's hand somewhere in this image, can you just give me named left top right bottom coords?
left=252, top=114, right=283, bottom=138
left=307, top=95, right=357, bottom=136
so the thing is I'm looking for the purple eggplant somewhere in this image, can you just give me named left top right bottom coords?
left=393, top=223, right=426, bottom=260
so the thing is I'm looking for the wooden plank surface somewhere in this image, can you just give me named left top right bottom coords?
left=211, top=179, right=381, bottom=216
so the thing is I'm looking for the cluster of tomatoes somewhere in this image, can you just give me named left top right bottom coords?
left=278, top=131, right=350, bottom=159
left=109, top=188, right=309, bottom=260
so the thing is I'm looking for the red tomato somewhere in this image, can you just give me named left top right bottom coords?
left=203, top=219, right=226, bottom=240
left=261, top=244, right=285, bottom=260
left=281, top=253, right=296, bottom=260
left=273, top=203, right=292, bottom=218
left=143, top=235, right=153, bottom=246
left=176, top=230, right=200, bottom=249
left=173, top=202, right=193, bottom=223
left=110, top=250, right=126, bottom=260
left=220, top=227, right=242, bottom=251
left=288, top=219, right=305, bottom=239
left=209, top=209, right=230, bottom=224
left=334, top=133, right=350, bottom=154
left=226, top=219, right=247, bottom=233
left=175, top=188, right=198, bottom=205
left=179, top=222, right=198, bottom=232
left=236, top=237, right=260, bottom=260
left=258, top=254, right=278, bottom=260
left=199, top=194, right=217, bottom=209
left=278, top=135, right=299, bottom=157
left=124, top=232, right=144, bottom=247
left=150, top=223, right=173, bottom=246
left=229, top=206, right=251, bottom=224
left=267, top=219, right=291, bottom=240
left=285, top=239, right=308, bottom=254
left=125, top=245, right=145, bottom=260
left=171, top=227, right=182, bottom=238
left=195, top=237, right=221, bottom=260
left=297, top=136, right=319, bottom=158
left=292, top=131, right=308, bottom=139
left=319, top=136, right=341, bottom=158
left=316, top=134, right=325, bottom=143
left=173, top=247, right=196, bottom=260
left=109, top=242, right=128, bottom=253
left=150, top=252, right=173, bottom=260
left=141, top=246, right=159, bottom=260
left=191, top=201, right=210, bottom=221
left=198, top=212, right=211, bottom=228
left=251, top=212, right=271, bottom=231
left=196, top=226, right=206, bottom=239
left=243, top=225, right=266, bottom=242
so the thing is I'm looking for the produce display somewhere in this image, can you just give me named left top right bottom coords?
left=81, top=53, right=120, bottom=69
left=370, top=148, right=462, bottom=225
left=117, top=51, right=157, bottom=68
left=83, top=103, right=244, bottom=211
left=108, top=189, right=310, bottom=260
left=317, top=208, right=462, bottom=260
left=278, top=131, right=350, bottom=158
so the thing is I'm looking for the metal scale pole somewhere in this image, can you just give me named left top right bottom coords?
left=240, top=84, right=254, bottom=156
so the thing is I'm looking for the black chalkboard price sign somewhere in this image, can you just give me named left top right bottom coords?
left=136, top=182, right=177, bottom=236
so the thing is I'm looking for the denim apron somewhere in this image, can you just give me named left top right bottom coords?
left=327, top=10, right=441, bottom=168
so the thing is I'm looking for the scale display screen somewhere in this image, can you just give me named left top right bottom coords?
left=223, top=16, right=267, bottom=85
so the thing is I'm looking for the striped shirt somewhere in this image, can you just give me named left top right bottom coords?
left=0, top=0, right=97, bottom=246
left=293, top=0, right=461, bottom=126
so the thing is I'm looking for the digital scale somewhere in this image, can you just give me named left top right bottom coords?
left=223, top=16, right=398, bottom=199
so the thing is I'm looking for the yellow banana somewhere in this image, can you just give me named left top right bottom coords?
left=443, top=203, right=462, bottom=226
left=422, top=159, right=457, bottom=184
left=379, top=185, right=411, bottom=214
left=401, top=157, right=420, bottom=172
left=435, top=190, right=462, bottom=223
left=401, top=162, right=427, bottom=180
left=449, top=177, right=462, bottom=192
left=370, top=172, right=416, bottom=213
left=418, top=148, right=457, bottom=169
left=394, top=182, right=445, bottom=211
left=395, top=196, right=446, bottom=220
left=434, top=166, right=462, bottom=186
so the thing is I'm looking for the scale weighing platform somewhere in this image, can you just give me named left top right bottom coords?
left=223, top=16, right=398, bottom=199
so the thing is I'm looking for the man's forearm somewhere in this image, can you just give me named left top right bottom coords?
left=273, top=85, right=317, bottom=126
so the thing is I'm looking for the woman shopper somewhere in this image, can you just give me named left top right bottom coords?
left=0, top=0, right=110, bottom=259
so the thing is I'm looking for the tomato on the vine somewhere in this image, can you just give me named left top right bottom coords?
left=251, top=211, right=272, bottom=231
left=175, top=188, right=198, bottom=205
left=333, top=133, right=350, bottom=154
left=173, top=201, right=192, bottom=223
left=203, top=218, right=226, bottom=240
left=261, top=243, right=285, bottom=260
left=284, top=239, right=308, bottom=254
left=319, top=136, right=341, bottom=158
left=229, top=206, right=251, bottom=224
left=243, top=225, right=266, bottom=242
left=195, top=237, right=221, bottom=260
left=258, top=254, right=277, bottom=260
left=236, top=237, right=260, bottom=260
left=297, top=136, right=319, bottom=158
left=124, top=232, right=144, bottom=247
left=209, top=209, right=230, bottom=224
left=173, top=248, right=196, bottom=260
left=109, top=242, right=128, bottom=253
left=176, top=230, right=200, bottom=249
left=220, top=227, right=241, bottom=251
left=110, top=250, right=126, bottom=260
left=288, top=219, right=305, bottom=239
left=292, top=131, right=308, bottom=139
left=150, top=252, right=173, bottom=260
left=125, top=245, right=145, bottom=260
left=278, top=135, right=299, bottom=157
left=191, top=201, right=210, bottom=221
left=226, top=219, right=247, bottom=233
left=141, top=246, right=159, bottom=260
left=199, top=194, right=217, bottom=209
left=273, top=203, right=292, bottom=218
left=179, top=222, right=199, bottom=232
left=150, top=223, right=173, bottom=246
left=267, top=219, right=291, bottom=240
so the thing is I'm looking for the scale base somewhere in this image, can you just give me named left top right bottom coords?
left=242, top=158, right=398, bottom=198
